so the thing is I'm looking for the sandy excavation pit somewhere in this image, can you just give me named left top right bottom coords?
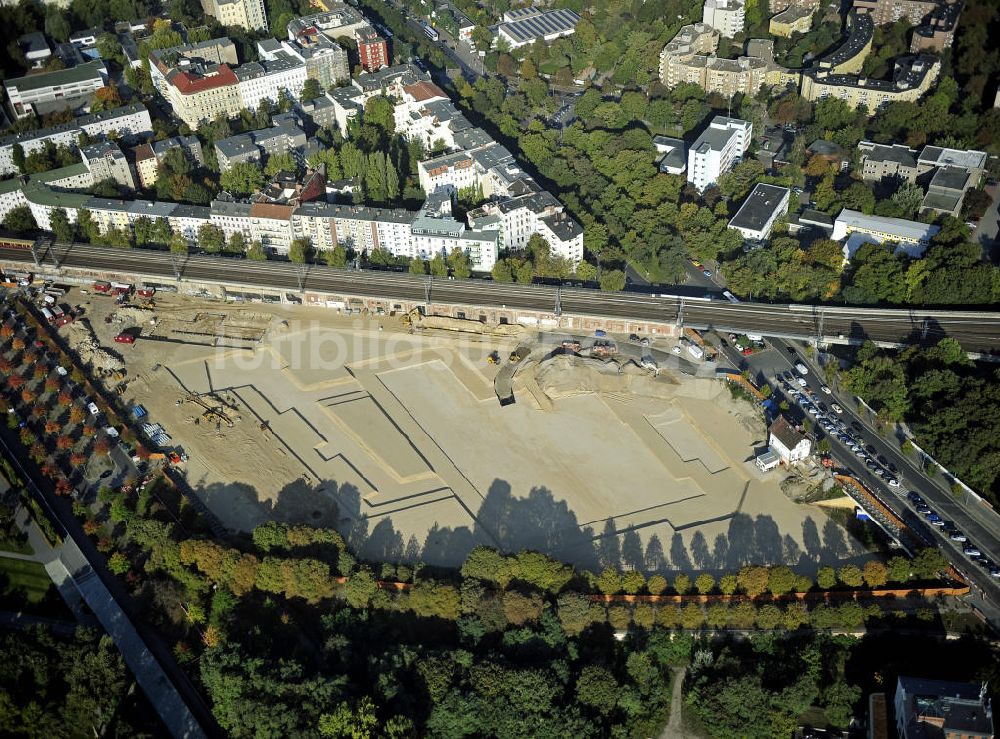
left=65, top=289, right=867, bottom=573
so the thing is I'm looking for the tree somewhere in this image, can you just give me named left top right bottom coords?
left=288, top=238, right=312, bottom=264
left=695, top=573, right=715, bottom=595
left=2, top=206, right=36, bottom=233
left=429, top=254, right=448, bottom=277
left=736, top=565, right=769, bottom=597
left=198, top=223, right=225, bottom=254
left=599, top=269, right=625, bottom=292
left=265, top=152, right=297, bottom=176
left=446, top=248, right=472, bottom=279
left=672, top=573, right=691, bottom=595
left=718, top=574, right=738, bottom=595
left=107, top=551, right=130, bottom=575
left=862, top=560, right=889, bottom=589
left=169, top=231, right=188, bottom=255
left=575, top=665, right=619, bottom=716
left=90, top=84, right=123, bottom=113
left=247, top=240, right=267, bottom=261
left=227, top=231, right=247, bottom=255
left=300, top=77, right=322, bottom=101
left=324, top=244, right=347, bottom=268
left=767, top=566, right=798, bottom=595
left=837, top=564, right=864, bottom=588
left=220, top=162, right=264, bottom=195
left=11, top=143, right=25, bottom=173
left=49, top=207, right=74, bottom=242
left=409, top=257, right=425, bottom=275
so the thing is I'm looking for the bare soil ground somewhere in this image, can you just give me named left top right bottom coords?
left=62, top=288, right=867, bottom=572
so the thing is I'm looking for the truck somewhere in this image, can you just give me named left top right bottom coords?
left=687, top=344, right=704, bottom=360
left=93, top=280, right=112, bottom=293
left=111, top=282, right=132, bottom=295
left=114, top=332, right=136, bottom=344
left=40, top=306, right=55, bottom=324
left=137, top=285, right=155, bottom=298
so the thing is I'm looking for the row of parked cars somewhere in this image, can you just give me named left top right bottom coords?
left=908, top=491, right=1000, bottom=577
left=781, top=377, right=901, bottom=487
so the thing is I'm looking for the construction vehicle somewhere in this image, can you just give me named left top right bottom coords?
left=509, top=351, right=521, bottom=362
left=181, top=393, right=234, bottom=428
left=487, top=351, right=500, bottom=364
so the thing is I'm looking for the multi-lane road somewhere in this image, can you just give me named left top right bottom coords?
left=5, top=241, right=1000, bottom=353
left=725, top=335, right=1000, bottom=623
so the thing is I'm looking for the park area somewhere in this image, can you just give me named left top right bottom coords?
left=69, top=288, right=868, bottom=574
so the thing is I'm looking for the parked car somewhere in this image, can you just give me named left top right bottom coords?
left=949, top=531, right=967, bottom=542
left=820, top=385, right=831, bottom=394
left=795, top=362, right=808, bottom=374
left=964, top=545, right=982, bottom=557
left=831, top=403, right=843, bottom=414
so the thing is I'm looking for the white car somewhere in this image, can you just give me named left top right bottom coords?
left=672, top=346, right=681, bottom=355
left=795, top=363, right=808, bottom=375
left=831, top=403, right=843, bottom=414
left=887, top=478, right=900, bottom=487
left=820, top=385, right=831, bottom=394
left=87, top=402, right=99, bottom=416
left=796, top=377, right=807, bottom=387
left=56, top=366, right=67, bottom=376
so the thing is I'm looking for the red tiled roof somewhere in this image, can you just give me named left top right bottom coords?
left=133, top=143, right=155, bottom=162
left=405, top=80, right=446, bottom=102
left=170, top=64, right=238, bottom=94
left=249, top=203, right=294, bottom=220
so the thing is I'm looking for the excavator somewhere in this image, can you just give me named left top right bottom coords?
left=181, top=392, right=234, bottom=428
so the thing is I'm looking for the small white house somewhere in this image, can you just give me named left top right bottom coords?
left=768, top=416, right=811, bottom=463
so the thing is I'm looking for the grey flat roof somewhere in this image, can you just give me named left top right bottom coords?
left=919, top=145, right=987, bottom=171
left=4, top=59, right=106, bottom=92
left=930, top=165, right=971, bottom=192
left=729, top=183, right=789, bottom=232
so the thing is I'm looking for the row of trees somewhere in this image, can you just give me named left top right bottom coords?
left=844, top=338, right=1000, bottom=506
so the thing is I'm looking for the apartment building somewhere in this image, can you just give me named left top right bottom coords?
left=858, top=141, right=919, bottom=182
left=814, top=11, right=874, bottom=75
left=0, top=102, right=152, bottom=176
left=468, top=188, right=583, bottom=263
left=917, top=145, right=987, bottom=182
left=658, top=23, right=774, bottom=98
left=687, top=116, right=752, bottom=191
left=769, top=5, right=814, bottom=36
left=80, top=140, right=136, bottom=191
left=893, top=676, right=993, bottom=739
left=288, top=6, right=371, bottom=44
left=150, top=38, right=309, bottom=128
left=169, top=204, right=212, bottom=242
left=215, top=116, right=307, bottom=171
left=4, top=60, right=108, bottom=119
left=800, top=54, right=939, bottom=113
left=235, top=52, right=308, bottom=111
left=357, top=30, right=388, bottom=72
left=132, top=144, right=158, bottom=189
left=260, top=36, right=349, bottom=90
left=201, top=0, right=268, bottom=32
left=331, top=63, right=429, bottom=132
left=702, top=0, right=746, bottom=37
left=410, top=211, right=500, bottom=271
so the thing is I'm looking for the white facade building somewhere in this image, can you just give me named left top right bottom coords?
left=702, top=0, right=746, bottom=38
left=769, top=416, right=811, bottom=464
left=832, top=209, right=941, bottom=259
left=728, top=183, right=790, bottom=241
left=687, top=116, right=752, bottom=191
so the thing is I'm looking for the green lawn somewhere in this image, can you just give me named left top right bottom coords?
left=0, top=556, right=53, bottom=604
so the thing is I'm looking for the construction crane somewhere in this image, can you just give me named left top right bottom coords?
left=181, top=393, right=234, bottom=428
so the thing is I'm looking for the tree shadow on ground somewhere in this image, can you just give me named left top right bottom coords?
left=189, top=475, right=868, bottom=576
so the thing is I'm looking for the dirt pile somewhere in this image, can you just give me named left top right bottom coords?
left=66, top=319, right=125, bottom=373
left=531, top=353, right=678, bottom=401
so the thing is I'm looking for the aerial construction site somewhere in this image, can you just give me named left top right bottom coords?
left=60, top=284, right=867, bottom=574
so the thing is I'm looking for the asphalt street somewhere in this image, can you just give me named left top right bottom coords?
left=716, top=334, right=1000, bottom=623
left=5, top=242, right=1000, bottom=352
